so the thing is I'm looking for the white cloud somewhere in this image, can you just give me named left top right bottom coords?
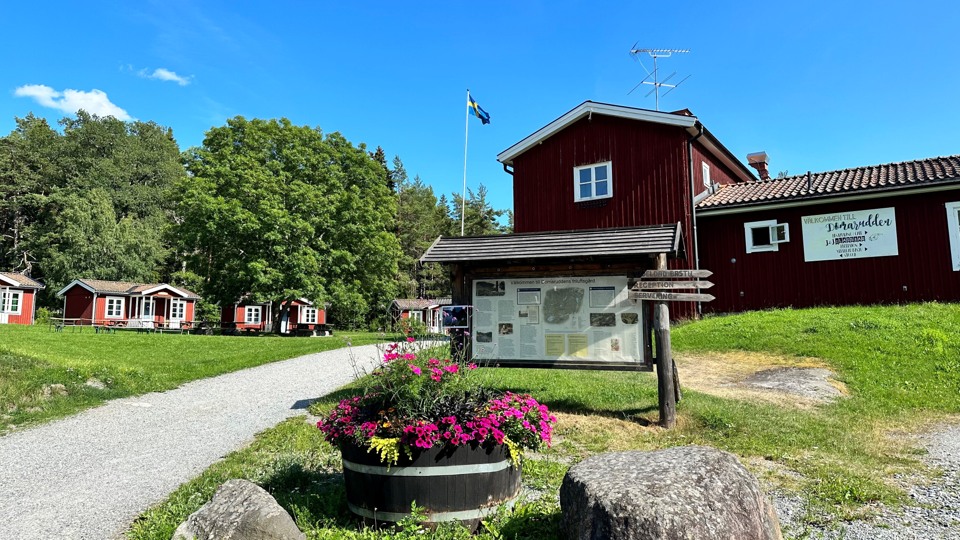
left=14, top=84, right=132, bottom=121
left=139, top=67, right=192, bottom=86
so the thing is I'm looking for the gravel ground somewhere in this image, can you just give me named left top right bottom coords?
left=775, top=423, right=960, bottom=540
left=0, top=343, right=382, bottom=540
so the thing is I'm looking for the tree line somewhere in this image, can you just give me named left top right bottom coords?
left=0, top=112, right=509, bottom=329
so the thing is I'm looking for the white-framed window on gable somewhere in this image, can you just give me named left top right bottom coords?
left=302, top=307, right=318, bottom=324
left=947, top=201, right=960, bottom=271
left=574, top=161, right=613, bottom=202
left=245, top=306, right=262, bottom=325
left=744, top=220, right=790, bottom=253
left=702, top=162, right=712, bottom=189
left=105, top=296, right=125, bottom=318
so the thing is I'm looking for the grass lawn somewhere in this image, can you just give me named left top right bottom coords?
left=0, top=325, right=389, bottom=433
left=120, top=303, right=957, bottom=538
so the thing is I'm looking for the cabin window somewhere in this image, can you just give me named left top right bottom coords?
left=409, top=311, right=423, bottom=322
left=302, top=307, right=318, bottom=324
left=245, top=306, right=262, bottom=324
left=171, top=299, right=186, bottom=320
left=702, top=162, right=712, bottom=189
left=947, top=202, right=960, bottom=271
left=573, top=161, right=613, bottom=202
left=105, top=296, right=124, bottom=318
left=0, top=290, right=21, bottom=314
left=744, top=220, right=790, bottom=253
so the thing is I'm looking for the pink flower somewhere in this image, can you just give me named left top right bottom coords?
left=408, top=364, right=422, bottom=375
left=406, top=336, right=415, bottom=343
left=443, top=364, right=458, bottom=374
left=430, top=368, right=443, bottom=382
left=467, top=363, right=478, bottom=370
left=403, top=353, right=416, bottom=361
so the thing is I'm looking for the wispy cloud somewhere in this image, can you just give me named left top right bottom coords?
left=138, top=67, right=192, bottom=86
left=14, top=84, right=132, bottom=120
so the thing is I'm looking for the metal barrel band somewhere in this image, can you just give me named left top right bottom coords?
left=347, top=496, right=517, bottom=523
left=341, top=458, right=512, bottom=477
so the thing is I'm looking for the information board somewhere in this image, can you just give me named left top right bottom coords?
left=471, top=276, right=643, bottom=364
left=802, top=207, right=899, bottom=262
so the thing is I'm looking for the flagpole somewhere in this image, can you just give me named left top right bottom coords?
left=461, top=88, right=470, bottom=237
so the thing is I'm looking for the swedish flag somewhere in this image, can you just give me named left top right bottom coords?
left=467, top=93, right=490, bottom=124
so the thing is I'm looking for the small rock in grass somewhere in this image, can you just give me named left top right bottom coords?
left=85, top=378, right=106, bottom=390
left=171, top=479, right=305, bottom=540
left=41, top=384, right=68, bottom=399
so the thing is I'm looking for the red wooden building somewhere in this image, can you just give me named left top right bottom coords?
left=494, top=100, right=960, bottom=314
left=57, top=279, right=199, bottom=328
left=0, top=272, right=45, bottom=325
left=389, top=298, right=451, bottom=333
left=221, top=298, right=327, bottom=335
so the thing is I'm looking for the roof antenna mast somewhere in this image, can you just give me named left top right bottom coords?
left=628, top=46, right=690, bottom=111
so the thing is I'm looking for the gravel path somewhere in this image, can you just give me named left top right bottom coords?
left=775, top=422, right=960, bottom=539
left=0, top=343, right=382, bottom=540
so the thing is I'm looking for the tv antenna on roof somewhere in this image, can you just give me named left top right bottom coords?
left=628, top=46, right=690, bottom=111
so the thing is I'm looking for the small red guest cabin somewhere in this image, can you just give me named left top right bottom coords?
left=0, top=272, right=45, bottom=325
left=221, top=298, right=326, bottom=334
left=57, top=279, right=199, bottom=329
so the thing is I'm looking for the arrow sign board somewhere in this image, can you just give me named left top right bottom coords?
left=630, top=291, right=715, bottom=302
left=635, top=280, right=713, bottom=290
left=642, top=269, right=713, bottom=279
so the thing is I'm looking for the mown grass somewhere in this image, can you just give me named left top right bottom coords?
left=0, top=325, right=388, bottom=433
left=125, top=303, right=959, bottom=539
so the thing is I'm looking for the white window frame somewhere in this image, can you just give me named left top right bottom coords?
left=170, top=299, right=186, bottom=321
left=573, top=161, right=613, bottom=202
left=409, top=310, right=423, bottom=322
left=0, top=290, right=22, bottom=314
left=105, top=296, right=125, bottom=319
left=702, top=162, right=712, bottom=189
left=244, top=305, right=262, bottom=325
left=302, top=307, right=318, bottom=324
left=947, top=201, right=960, bottom=271
left=744, top=220, right=790, bottom=253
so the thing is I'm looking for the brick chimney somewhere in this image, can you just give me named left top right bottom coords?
left=747, top=151, right=770, bottom=181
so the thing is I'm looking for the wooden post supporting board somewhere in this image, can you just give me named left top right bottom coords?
left=653, top=254, right=677, bottom=428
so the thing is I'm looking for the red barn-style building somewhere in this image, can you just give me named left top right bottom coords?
left=389, top=298, right=451, bottom=334
left=493, top=100, right=960, bottom=314
left=57, top=279, right=199, bottom=329
left=0, top=272, right=45, bottom=325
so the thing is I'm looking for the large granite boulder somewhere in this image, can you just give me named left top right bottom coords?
left=560, top=446, right=782, bottom=540
left=172, top=479, right=306, bottom=540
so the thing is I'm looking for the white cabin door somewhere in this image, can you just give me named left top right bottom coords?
left=142, top=298, right=155, bottom=328
left=170, top=299, right=185, bottom=329
left=0, top=288, right=10, bottom=324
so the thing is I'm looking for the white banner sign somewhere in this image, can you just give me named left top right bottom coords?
left=802, top=207, right=898, bottom=262
left=471, top=276, right=643, bottom=363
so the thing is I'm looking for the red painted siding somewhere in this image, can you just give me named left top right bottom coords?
left=1, top=288, right=37, bottom=325
left=699, top=190, right=960, bottom=312
left=691, top=141, right=741, bottom=198
left=63, top=286, right=94, bottom=323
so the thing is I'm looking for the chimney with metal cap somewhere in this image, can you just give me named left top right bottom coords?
left=747, top=151, right=770, bottom=181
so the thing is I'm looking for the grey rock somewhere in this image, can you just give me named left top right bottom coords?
left=560, top=446, right=782, bottom=540
left=743, top=367, right=842, bottom=401
left=172, top=479, right=305, bottom=540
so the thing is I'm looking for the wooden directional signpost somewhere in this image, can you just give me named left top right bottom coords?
left=630, top=259, right=714, bottom=428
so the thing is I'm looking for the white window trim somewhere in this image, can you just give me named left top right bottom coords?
left=744, top=220, right=790, bottom=253
left=573, top=161, right=613, bottom=202
left=302, top=307, right=317, bottom=324
left=244, top=305, right=262, bottom=324
left=947, top=201, right=960, bottom=271
left=1, top=290, right=22, bottom=315
left=105, top=296, right=125, bottom=319
left=170, top=299, right=186, bottom=321
left=409, top=311, right=423, bottom=322
left=702, top=162, right=712, bottom=189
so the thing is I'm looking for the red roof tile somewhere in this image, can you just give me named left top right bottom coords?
left=698, top=155, right=960, bottom=211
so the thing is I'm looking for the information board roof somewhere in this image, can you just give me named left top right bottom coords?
left=420, top=223, right=683, bottom=263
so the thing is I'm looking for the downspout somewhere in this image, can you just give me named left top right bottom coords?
left=92, top=292, right=98, bottom=326
left=687, top=122, right=705, bottom=317
left=502, top=164, right=514, bottom=176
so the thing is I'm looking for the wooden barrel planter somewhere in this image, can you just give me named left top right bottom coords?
left=340, top=441, right=521, bottom=530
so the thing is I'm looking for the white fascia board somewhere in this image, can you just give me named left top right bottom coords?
left=141, top=284, right=189, bottom=297
left=56, top=279, right=95, bottom=297
left=497, top=101, right=697, bottom=165
left=0, top=274, right=19, bottom=287
left=697, top=183, right=960, bottom=217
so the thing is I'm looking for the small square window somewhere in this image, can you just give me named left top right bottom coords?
left=105, top=296, right=125, bottom=318
left=245, top=306, right=262, bottom=324
left=302, top=307, right=317, bottom=324
left=573, top=161, right=613, bottom=202
left=745, top=220, right=789, bottom=253
left=1, top=291, right=21, bottom=314
left=702, top=162, right=712, bottom=189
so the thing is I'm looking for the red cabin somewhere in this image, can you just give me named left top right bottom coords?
left=221, top=298, right=328, bottom=335
left=0, top=272, right=45, bottom=325
left=57, top=279, right=199, bottom=329
left=389, top=298, right=451, bottom=333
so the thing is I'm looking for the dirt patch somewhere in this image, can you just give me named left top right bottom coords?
left=675, top=351, right=848, bottom=408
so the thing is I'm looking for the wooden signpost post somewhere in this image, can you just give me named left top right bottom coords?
left=630, top=260, right=714, bottom=428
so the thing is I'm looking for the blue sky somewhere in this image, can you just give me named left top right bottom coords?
left=3, top=1, right=960, bottom=214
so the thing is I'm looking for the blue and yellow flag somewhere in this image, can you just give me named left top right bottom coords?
left=467, top=93, right=491, bottom=124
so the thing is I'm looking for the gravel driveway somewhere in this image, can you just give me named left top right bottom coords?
left=0, top=343, right=382, bottom=540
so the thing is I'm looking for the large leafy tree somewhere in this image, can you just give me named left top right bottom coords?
left=178, top=117, right=401, bottom=329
